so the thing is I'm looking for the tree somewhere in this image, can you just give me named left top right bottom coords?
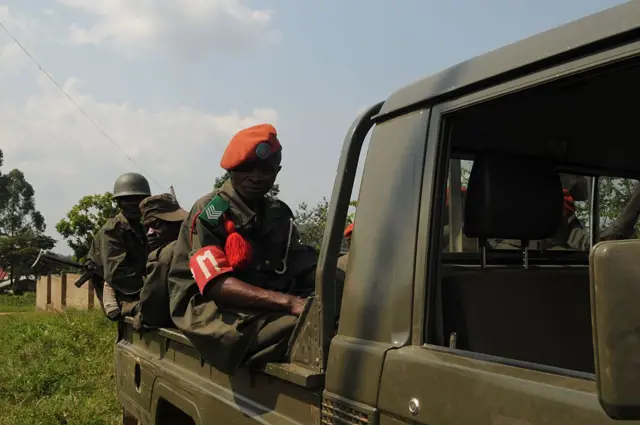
left=0, top=231, right=56, bottom=281
left=596, top=177, right=638, bottom=232
left=213, top=171, right=280, bottom=200
left=56, top=192, right=118, bottom=261
left=294, top=198, right=357, bottom=250
left=574, top=177, right=640, bottom=237
left=0, top=167, right=56, bottom=288
left=347, top=200, right=357, bottom=223
left=0, top=149, right=6, bottom=207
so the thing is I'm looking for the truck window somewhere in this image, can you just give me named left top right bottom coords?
left=426, top=55, right=640, bottom=377
left=443, top=161, right=595, bottom=253
left=443, top=166, right=639, bottom=254
left=596, top=177, right=640, bottom=238
left=437, top=157, right=639, bottom=375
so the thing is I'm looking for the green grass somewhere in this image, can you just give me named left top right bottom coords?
left=0, top=309, right=120, bottom=425
left=0, top=292, right=36, bottom=312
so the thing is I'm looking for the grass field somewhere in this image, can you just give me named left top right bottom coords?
left=0, top=292, right=37, bottom=312
left=0, top=303, right=120, bottom=425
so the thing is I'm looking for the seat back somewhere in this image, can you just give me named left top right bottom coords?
left=440, top=153, right=594, bottom=373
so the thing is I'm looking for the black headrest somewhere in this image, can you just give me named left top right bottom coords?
left=463, top=153, right=563, bottom=241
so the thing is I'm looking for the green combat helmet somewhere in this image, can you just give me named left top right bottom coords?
left=113, top=172, right=151, bottom=199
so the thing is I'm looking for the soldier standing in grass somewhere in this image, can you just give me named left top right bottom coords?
left=87, top=173, right=150, bottom=321
left=167, top=123, right=319, bottom=375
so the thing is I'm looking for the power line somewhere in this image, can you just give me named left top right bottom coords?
left=0, top=18, right=166, bottom=191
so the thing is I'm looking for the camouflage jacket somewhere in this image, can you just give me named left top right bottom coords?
left=167, top=180, right=318, bottom=375
left=138, top=240, right=176, bottom=329
left=87, top=212, right=148, bottom=295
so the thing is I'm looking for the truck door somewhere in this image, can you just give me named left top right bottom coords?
left=376, top=51, right=640, bottom=424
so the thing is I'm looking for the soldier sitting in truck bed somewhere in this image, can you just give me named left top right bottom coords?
left=167, top=123, right=320, bottom=375
left=337, top=223, right=353, bottom=273
left=489, top=175, right=640, bottom=251
left=133, top=193, right=188, bottom=330
left=556, top=177, right=640, bottom=251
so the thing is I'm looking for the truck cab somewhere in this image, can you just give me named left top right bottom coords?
left=116, top=2, right=640, bottom=424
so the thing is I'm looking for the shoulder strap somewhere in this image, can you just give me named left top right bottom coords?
left=273, top=199, right=295, bottom=218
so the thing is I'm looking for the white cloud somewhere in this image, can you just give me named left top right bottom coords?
left=0, top=6, right=40, bottom=77
left=0, top=2, right=282, bottom=254
left=55, top=0, right=280, bottom=58
left=0, top=73, right=278, bottom=253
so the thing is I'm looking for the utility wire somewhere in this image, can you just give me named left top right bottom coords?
left=0, top=18, right=166, bottom=191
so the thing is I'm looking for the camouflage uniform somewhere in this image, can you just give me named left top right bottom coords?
left=168, top=180, right=317, bottom=374
left=87, top=172, right=150, bottom=320
left=135, top=194, right=188, bottom=330
left=560, top=182, right=640, bottom=250
left=168, top=125, right=318, bottom=375
left=88, top=212, right=148, bottom=318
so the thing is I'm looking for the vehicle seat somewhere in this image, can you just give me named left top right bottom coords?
left=440, top=153, right=594, bottom=373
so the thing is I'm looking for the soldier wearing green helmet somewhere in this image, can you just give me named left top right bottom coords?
left=87, top=172, right=151, bottom=321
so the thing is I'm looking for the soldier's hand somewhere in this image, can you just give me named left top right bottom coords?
left=288, top=296, right=306, bottom=317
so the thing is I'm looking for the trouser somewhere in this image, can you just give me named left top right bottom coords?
left=243, top=313, right=298, bottom=368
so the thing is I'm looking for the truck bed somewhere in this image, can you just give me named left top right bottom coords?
left=115, top=318, right=324, bottom=425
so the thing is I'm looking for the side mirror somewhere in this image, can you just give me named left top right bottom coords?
left=590, top=239, right=640, bottom=420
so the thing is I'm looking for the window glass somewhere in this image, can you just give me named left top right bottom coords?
left=429, top=55, right=640, bottom=377
left=435, top=154, right=640, bottom=375
left=442, top=159, right=639, bottom=253
left=596, top=177, right=640, bottom=238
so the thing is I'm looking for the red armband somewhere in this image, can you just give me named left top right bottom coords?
left=189, top=246, right=233, bottom=294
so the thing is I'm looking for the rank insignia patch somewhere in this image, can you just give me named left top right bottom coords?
left=198, top=195, right=229, bottom=226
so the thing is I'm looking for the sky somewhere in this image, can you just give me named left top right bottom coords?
left=0, top=0, right=628, bottom=254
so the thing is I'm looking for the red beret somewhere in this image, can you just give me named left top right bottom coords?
left=220, top=124, right=282, bottom=170
left=344, top=223, right=354, bottom=239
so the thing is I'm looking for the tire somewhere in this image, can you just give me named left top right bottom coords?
left=122, top=408, right=140, bottom=425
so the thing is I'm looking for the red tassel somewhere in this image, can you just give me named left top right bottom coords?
left=224, top=218, right=253, bottom=268
left=190, top=210, right=201, bottom=245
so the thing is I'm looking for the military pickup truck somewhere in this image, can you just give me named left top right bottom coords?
left=115, top=2, right=640, bottom=424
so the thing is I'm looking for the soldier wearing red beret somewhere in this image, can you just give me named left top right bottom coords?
left=167, top=124, right=319, bottom=375
left=343, top=223, right=354, bottom=242
left=337, top=223, right=353, bottom=273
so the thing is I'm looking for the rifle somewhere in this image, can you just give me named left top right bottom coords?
left=31, top=250, right=98, bottom=288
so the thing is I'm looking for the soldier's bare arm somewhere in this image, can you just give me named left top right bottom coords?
left=189, top=205, right=304, bottom=316
left=204, top=275, right=305, bottom=315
